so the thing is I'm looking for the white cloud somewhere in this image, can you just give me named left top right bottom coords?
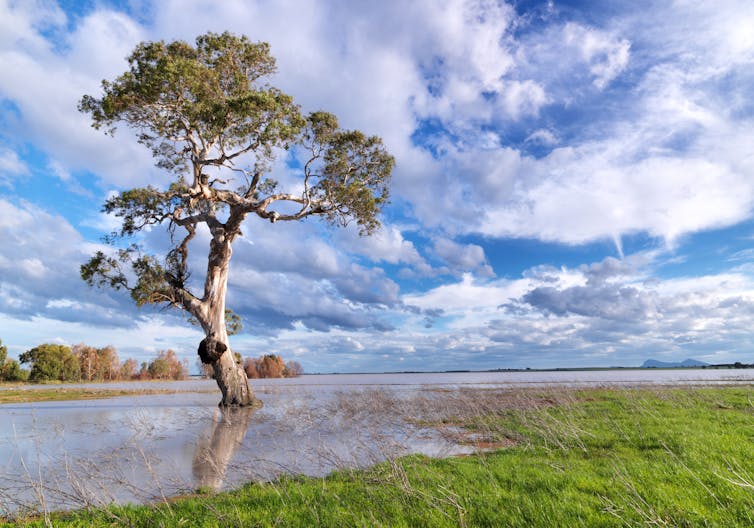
left=525, top=128, right=558, bottom=146
left=563, top=23, right=630, bottom=89
left=336, top=224, right=432, bottom=275
left=498, top=79, right=549, bottom=119
left=0, top=0, right=65, bottom=53
left=432, top=238, right=494, bottom=277
left=0, top=3, right=157, bottom=189
left=476, top=150, right=754, bottom=244
left=404, top=273, right=527, bottom=316
left=0, top=147, right=28, bottom=186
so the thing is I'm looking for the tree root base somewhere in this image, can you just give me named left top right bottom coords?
left=218, top=397, right=263, bottom=409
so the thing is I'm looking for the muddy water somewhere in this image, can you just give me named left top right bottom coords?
left=2, top=369, right=753, bottom=515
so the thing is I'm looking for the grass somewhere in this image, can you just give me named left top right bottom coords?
left=0, top=387, right=212, bottom=404
left=5, top=385, right=754, bottom=527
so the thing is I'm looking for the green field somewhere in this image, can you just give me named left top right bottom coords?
left=5, top=385, right=754, bottom=527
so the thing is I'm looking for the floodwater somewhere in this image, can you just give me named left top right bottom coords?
left=1, top=369, right=753, bottom=515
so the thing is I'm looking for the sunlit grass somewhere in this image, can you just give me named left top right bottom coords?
left=0, top=387, right=211, bottom=404
left=6, top=386, right=754, bottom=527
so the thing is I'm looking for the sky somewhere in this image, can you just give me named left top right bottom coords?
left=1, top=0, right=754, bottom=373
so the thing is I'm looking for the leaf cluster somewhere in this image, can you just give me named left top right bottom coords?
left=79, top=32, right=302, bottom=174
left=81, top=246, right=177, bottom=307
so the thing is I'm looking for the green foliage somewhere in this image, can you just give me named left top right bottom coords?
left=305, top=113, right=393, bottom=235
left=147, top=349, right=188, bottom=380
left=0, top=339, right=28, bottom=382
left=19, top=344, right=80, bottom=382
left=79, top=32, right=302, bottom=174
left=225, top=309, right=243, bottom=336
left=1, top=360, right=29, bottom=382
left=147, top=357, right=170, bottom=379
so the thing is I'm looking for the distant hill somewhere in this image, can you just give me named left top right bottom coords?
left=641, top=358, right=708, bottom=368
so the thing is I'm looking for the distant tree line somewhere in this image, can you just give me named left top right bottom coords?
left=199, top=353, right=303, bottom=380
left=0, top=338, right=188, bottom=383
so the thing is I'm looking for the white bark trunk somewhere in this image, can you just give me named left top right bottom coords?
left=197, top=225, right=258, bottom=407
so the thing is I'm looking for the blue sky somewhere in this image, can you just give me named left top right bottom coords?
left=2, top=0, right=754, bottom=373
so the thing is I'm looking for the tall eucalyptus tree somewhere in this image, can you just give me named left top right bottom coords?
left=80, top=32, right=394, bottom=406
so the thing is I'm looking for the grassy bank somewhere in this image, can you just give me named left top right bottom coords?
left=6, top=385, right=754, bottom=527
left=0, top=387, right=211, bottom=404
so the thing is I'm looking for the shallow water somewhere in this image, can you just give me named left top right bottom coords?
left=1, top=369, right=753, bottom=515
left=4, top=367, right=753, bottom=393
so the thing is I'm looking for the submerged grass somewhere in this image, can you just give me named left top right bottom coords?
left=6, top=385, right=754, bottom=527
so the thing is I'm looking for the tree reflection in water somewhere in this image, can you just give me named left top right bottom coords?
left=192, top=406, right=256, bottom=490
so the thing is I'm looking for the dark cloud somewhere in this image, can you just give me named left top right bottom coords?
left=432, top=238, right=495, bottom=277
left=522, top=284, right=657, bottom=321
left=580, top=257, right=635, bottom=285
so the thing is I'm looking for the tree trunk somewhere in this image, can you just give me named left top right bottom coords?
left=198, top=225, right=259, bottom=407
left=200, top=299, right=257, bottom=407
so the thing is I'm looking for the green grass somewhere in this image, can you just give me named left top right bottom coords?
left=0, top=387, right=210, bottom=404
left=6, top=386, right=754, bottom=527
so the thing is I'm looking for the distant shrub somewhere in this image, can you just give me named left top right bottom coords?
left=243, top=354, right=303, bottom=378
left=19, top=343, right=80, bottom=382
left=147, top=350, right=188, bottom=380
left=0, top=340, right=29, bottom=382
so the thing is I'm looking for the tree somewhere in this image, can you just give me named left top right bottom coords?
left=97, top=345, right=121, bottom=381
left=19, top=344, right=80, bottom=382
left=73, top=343, right=98, bottom=381
left=244, top=354, right=286, bottom=379
left=243, top=356, right=259, bottom=379
left=72, top=343, right=121, bottom=381
left=0, top=339, right=28, bottom=382
left=147, top=356, right=170, bottom=380
left=79, top=32, right=394, bottom=406
left=284, top=360, right=304, bottom=377
left=120, top=358, right=139, bottom=380
left=148, top=349, right=188, bottom=380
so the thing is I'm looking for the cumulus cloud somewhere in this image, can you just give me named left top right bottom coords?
left=562, top=23, right=630, bottom=89
left=432, top=238, right=495, bottom=277
left=335, top=223, right=433, bottom=275
left=0, top=198, right=139, bottom=328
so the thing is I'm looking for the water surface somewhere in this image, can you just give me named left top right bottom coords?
left=2, top=369, right=752, bottom=515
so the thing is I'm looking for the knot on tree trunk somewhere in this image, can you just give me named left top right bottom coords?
left=198, top=337, right=227, bottom=364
